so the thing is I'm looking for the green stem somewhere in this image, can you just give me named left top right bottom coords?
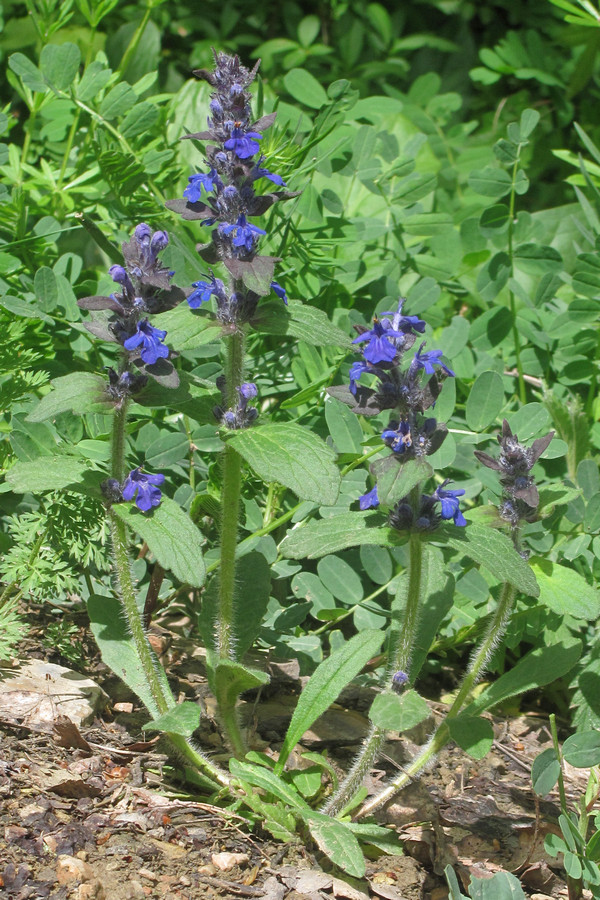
left=57, top=107, right=82, bottom=193
left=507, top=152, right=526, bottom=404
left=217, top=443, right=243, bottom=659
left=354, top=582, right=517, bottom=820
left=213, top=330, right=247, bottom=755
left=323, top=532, right=424, bottom=817
left=108, top=398, right=230, bottom=789
left=118, top=5, right=153, bottom=78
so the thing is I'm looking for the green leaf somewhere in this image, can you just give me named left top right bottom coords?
left=120, top=101, right=159, bottom=139
left=142, top=701, right=201, bottom=737
left=346, top=822, right=404, bottom=855
left=476, top=251, right=511, bottom=301
left=465, top=371, right=504, bottom=431
left=99, top=82, right=137, bottom=119
left=520, top=108, right=540, bottom=139
left=369, top=690, right=430, bottom=732
left=479, top=204, right=509, bottom=237
left=465, top=640, right=582, bottom=716
left=514, top=243, right=563, bottom=274
left=373, top=456, right=433, bottom=507
left=88, top=593, right=171, bottom=719
left=280, top=511, right=402, bottom=559
left=324, top=398, right=364, bottom=453
left=76, top=60, right=112, bottom=102
left=253, top=299, right=351, bottom=348
left=448, top=715, right=494, bottom=760
left=234, top=552, right=272, bottom=658
left=530, top=559, right=600, bottom=620
left=469, top=871, right=527, bottom=900
left=445, top=865, right=469, bottom=900
left=468, top=167, right=512, bottom=198
left=409, top=546, right=455, bottom=679
left=303, top=813, right=365, bottom=878
left=214, top=660, right=269, bottom=714
left=317, top=555, right=363, bottom=603
left=230, top=758, right=310, bottom=810
left=8, top=53, right=47, bottom=92
left=507, top=403, right=550, bottom=441
left=5, top=457, right=89, bottom=493
left=562, top=731, right=600, bottom=768
left=113, top=497, right=206, bottom=588
left=227, top=424, right=340, bottom=505
left=274, top=630, right=383, bottom=773
left=283, top=68, right=329, bottom=109
left=26, top=373, right=109, bottom=421
left=531, top=747, right=560, bottom=795
left=34, top=266, right=58, bottom=311
left=40, top=42, right=81, bottom=91
left=444, top=524, right=539, bottom=596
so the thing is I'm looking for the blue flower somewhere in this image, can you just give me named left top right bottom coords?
left=392, top=671, right=409, bottom=692
left=220, top=214, right=266, bottom=253
left=349, top=360, right=370, bottom=395
left=188, top=274, right=227, bottom=309
left=381, top=299, right=426, bottom=336
left=122, top=468, right=165, bottom=512
left=123, top=319, right=169, bottom=365
left=359, top=486, right=379, bottom=510
left=224, top=126, right=262, bottom=159
left=352, top=318, right=405, bottom=365
left=410, top=343, right=455, bottom=378
left=382, top=420, right=412, bottom=454
left=184, top=168, right=221, bottom=203
left=254, top=158, right=286, bottom=186
left=109, top=264, right=134, bottom=296
left=271, top=280, right=288, bottom=305
left=433, top=481, right=467, bottom=526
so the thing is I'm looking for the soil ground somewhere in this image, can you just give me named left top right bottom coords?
left=0, top=607, right=586, bottom=900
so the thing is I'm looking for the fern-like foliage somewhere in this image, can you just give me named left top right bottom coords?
left=0, top=493, right=110, bottom=603
left=0, top=597, right=25, bottom=660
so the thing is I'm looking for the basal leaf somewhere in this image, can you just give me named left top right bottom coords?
left=214, top=660, right=269, bottom=714
left=464, top=640, right=582, bottom=716
left=142, top=701, right=201, bottom=737
left=303, top=813, right=365, bottom=878
left=88, top=594, right=171, bottom=719
left=275, top=630, right=383, bottom=773
left=448, top=715, right=494, bottom=760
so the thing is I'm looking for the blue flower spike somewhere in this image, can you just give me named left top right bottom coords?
left=224, top=125, right=263, bottom=159
left=271, top=280, right=288, bottom=305
left=122, top=468, right=165, bottom=512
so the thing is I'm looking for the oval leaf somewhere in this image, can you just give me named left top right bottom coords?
left=562, top=731, right=600, bottom=768
left=448, top=715, right=494, bottom=760
left=228, top=423, right=340, bottom=505
left=113, top=497, right=206, bottom=588
left=369, top=690, right=430, bottom=733
left=465, top=371, right=504, bottom=431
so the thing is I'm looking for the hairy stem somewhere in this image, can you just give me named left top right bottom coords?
left=107, top=385, right=230, bottom=788
left=354, top=581, right=516, bottom=819
left=323, top=533, right=424, bottom=816
left=214, top=330, right=247, bottom=755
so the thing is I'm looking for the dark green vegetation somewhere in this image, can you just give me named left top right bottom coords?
left=2, top=0, right=600, bottom=844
